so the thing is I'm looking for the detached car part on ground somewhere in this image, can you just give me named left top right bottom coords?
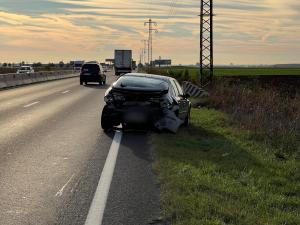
left=80, top=62, right=106, bottom=85
left=101, top=73, right=191, bottom=133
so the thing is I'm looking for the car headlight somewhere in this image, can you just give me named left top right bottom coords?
left=104, top=95, right=114, bottom=103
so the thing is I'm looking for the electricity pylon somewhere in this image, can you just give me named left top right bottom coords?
left=199, top=0, right=214, bottom=86
left=141, top=39, right=148, bottom=65
left=145, top=19, right=158, bottom=69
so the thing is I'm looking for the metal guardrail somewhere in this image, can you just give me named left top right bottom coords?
left=182, top=81, right=209, bottom=98
left=0, top=70, right=79, bottom=89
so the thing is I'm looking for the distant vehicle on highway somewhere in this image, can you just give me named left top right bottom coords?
left=101, top=73, right=191, bottom=132
left=132, top=61, right=137, bottom=70
left=17, top=66, right=34, bottom=74
left=114, top=50, right=132, bottom=76
left=80, top=62, right=106, bottom=85
left=74, top=61, right=85, bottom=71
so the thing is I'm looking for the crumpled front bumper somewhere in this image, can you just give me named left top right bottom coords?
left=108, top=104, right=183, bottom=133
left=154, top=108, right=183, bottom=133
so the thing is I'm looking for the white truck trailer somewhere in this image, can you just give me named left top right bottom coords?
left=114, top=50, right=132, bottom=76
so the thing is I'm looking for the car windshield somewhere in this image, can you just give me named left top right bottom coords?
left=115, top=75, right=169, bottom=90
left=20, top=67, right=30, bottom=70
left=82, top=64, right=100, bottom=74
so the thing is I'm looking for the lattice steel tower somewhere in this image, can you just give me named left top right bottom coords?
left=145, top=19, right=158, bottom=69
left=200, top=0, right=214, bottom=86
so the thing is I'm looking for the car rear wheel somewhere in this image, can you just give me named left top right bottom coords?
left=183, top=109, right=191, bottom=127
left=101, top=105, right=114, bottom=131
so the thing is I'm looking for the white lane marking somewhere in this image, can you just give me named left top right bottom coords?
left=23, top=101, right=40, bottom=108
left=84, top=131, right=122, bottom=225
left=55, top=174, right=75, bottom=197
left=62, top=90, right=70, bottom=94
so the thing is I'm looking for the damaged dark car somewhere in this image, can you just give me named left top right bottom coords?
left=101, top=73, right=191, bottom=133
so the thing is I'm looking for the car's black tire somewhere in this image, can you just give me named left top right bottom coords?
left=183, top=108, right=191, bottom=127
left=80, top=81, right=83, bottom=85
left=85, top=82, right=88, bottom=85
left=101, top=105, right=114, bottom=131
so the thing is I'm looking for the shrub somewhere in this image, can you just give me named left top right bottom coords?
left=208, top=80, right=300, bottom=157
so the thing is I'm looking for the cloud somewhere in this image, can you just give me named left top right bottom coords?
left=0, top=0, right=299, bottom=64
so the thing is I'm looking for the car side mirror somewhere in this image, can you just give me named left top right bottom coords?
left=184, top=93, right=190, bottom=99
left=179, top=94, right=190, bottom=99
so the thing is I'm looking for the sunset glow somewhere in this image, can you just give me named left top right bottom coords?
left=0, top=0, right=299, bottom=64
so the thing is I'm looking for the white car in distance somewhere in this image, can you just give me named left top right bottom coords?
left=17, top=66, right=34, bottom=74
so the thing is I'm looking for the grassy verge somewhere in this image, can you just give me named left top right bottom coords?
left=150, top=67, right=300, bottom=76
left=152, top=109, right=300, bottom=225
left=144, top=67, right=300, bottom=85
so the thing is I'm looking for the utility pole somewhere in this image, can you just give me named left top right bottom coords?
left=144, top=19, right=158, bottom=69
left=141, top=39, right=147, bottom=65
left=199, top=0, right=214, bottom=86
left=139, top=48, right=143, bottom=65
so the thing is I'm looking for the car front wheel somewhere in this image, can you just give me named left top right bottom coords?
left=101, top=105, right=114, bottom=131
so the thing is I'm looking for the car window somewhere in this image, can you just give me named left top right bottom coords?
left=82, top=64, right=100, bottom=74
left=171, top=81, right=179, bottom=97
left=115, top=76, right=169, bottom=90
left=170, top=86, right=177, bottom=97
left=174, top=80, right=184, bottom=96
left=171, top=80, right=180, bottom=97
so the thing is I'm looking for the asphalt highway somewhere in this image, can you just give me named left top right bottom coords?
left=0, top=74, right=161, bottom=225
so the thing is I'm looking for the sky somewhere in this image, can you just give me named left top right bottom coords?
left=0, top=0, right=299, bottom=65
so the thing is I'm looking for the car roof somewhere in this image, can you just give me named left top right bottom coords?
left=124, top=73, right=173, bottom=83
left=84, top=61, right=99, bottom=64
left=83, top=62, right=101, bottom=67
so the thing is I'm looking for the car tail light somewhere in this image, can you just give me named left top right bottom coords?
left=160, top=99, right=172, bottom=109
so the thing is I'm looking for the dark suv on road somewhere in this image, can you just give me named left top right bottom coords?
left=80, top=62, right=106, bottom=85
left=101, top=73, right=191, bottom=133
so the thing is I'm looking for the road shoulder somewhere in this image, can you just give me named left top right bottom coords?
left=102, top=132, right=161, bottom=225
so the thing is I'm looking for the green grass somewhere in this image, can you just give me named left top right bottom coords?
left=149, top=67, right=300, bottom=78
left=152, top=109, right=300, bottom=225
left=213, top=68, right=300, bottom=76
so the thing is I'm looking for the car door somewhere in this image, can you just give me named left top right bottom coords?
left=171, top=80, right=188, bottom=120
left=173, top=79, right=190, bottom=119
